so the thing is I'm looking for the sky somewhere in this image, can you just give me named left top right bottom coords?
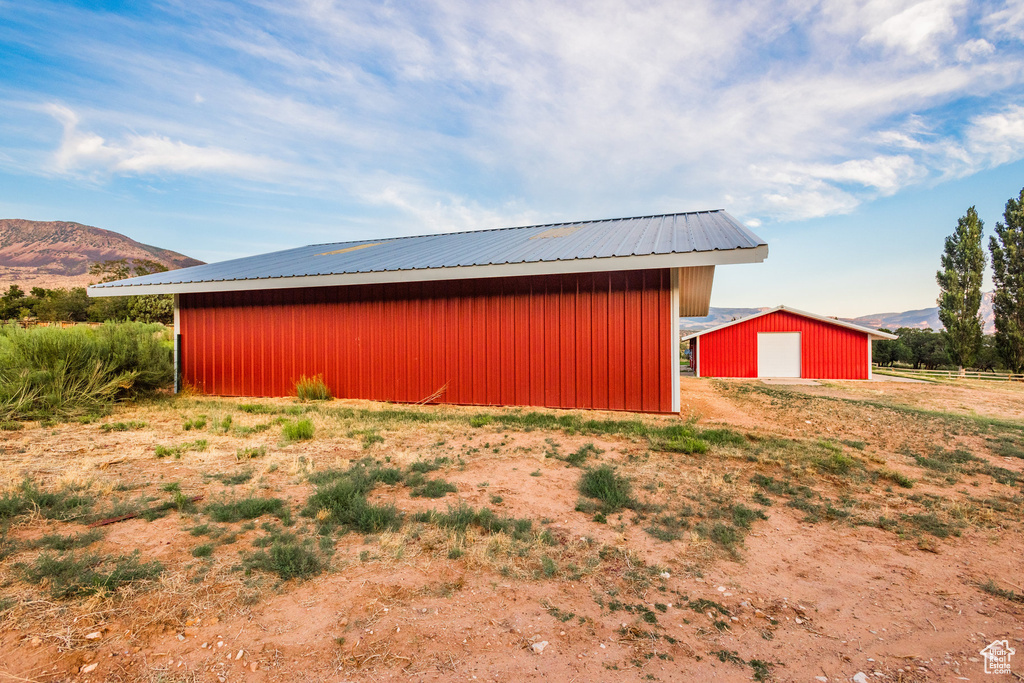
left=1, top=0, right=1023, bottom=316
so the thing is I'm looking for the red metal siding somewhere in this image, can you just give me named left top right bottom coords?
left=179, top=269, right=674, bottom=412
left=697, top=310, right=869, bottom=379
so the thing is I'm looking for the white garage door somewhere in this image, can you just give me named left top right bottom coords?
left=757, top=332, right=801, bottom=378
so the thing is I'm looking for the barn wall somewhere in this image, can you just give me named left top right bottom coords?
left=697, top=310, right=869, bottom=379
left=179, top=269, right=674, bottom=412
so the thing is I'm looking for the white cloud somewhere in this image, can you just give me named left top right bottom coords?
left=862, top=0, right=965, bottom=61
left=12, top=0, right=1024, bottom=229
left=47, top=103, right=282, bottom=177
left=956, top=38, right=995, bottom=62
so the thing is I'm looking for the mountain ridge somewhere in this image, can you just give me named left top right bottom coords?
left=0, top=219, right=203, bottom=290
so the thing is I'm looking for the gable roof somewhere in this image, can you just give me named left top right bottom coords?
left=680, top=305, right=899, bottom=341
left=88, top=210, right=767, bottom=296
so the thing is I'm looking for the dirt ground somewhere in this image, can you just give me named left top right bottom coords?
left=1, top=377, right=1022, bottom=682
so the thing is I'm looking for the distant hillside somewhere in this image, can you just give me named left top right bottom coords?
left=682, top=293, right=995, bottom=334
left=847, top=292, right=994, bottom=334
left=0, top=219, right=203, bottom=290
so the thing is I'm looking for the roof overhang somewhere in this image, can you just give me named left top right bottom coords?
left=88, top=244, right=768, bottom=297
left=680, top=305, right=899, bottom=341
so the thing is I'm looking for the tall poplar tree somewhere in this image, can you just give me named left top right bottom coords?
left=937, top=206, right=986, bottom=372
left=989, top=187, right=1024, bottom=374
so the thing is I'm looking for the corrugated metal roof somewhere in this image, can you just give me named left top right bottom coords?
left=680, top=306, right=899, bottom=341
left=90, top=210, right=766, bottom=292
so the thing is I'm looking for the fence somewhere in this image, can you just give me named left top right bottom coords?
left=873, top=365, right=1024, bottom=382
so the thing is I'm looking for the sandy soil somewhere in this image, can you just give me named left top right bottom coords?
left=0, top=378, right=1022, bottom=682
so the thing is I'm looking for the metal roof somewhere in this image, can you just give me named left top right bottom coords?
left=679, top=306, right=899, bottom=341
left=89, top=210, right=767, bottom=296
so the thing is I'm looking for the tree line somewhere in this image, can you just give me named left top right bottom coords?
left=0, top=259, right=173, bottom=325
left=933, top=187, right=1024, bottom=373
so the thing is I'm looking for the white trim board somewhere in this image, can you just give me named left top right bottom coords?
left=88, top=245, right=768, bottom=297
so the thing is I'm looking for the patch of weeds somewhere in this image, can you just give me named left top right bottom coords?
left=100, top=421, right=146, bottom=432
left=489, top=494, right=504, bottom=505
left=182, top=415, right=207, bottom=431
left=530, top=469, right=542, bottom=477
left=414, top=503, right=534, bottom=541
left=469, top=414, right=493, bottom=428
left=644, top=513, right=689, bottom=542
left=565, top=443, right=604, bottom=467
left=205, top=497, right=286, bottom=523
left=245, top=534, right=323, bottom=580
left=545, top=603, right=576, bottom=622
left=236, top=445, right=267, bottom=460
left=21, top=551, right=162, bottom=599
left=751, top=491, right=773, bottom=506
left=711, top=649, right=744, bottom=665
left=447, top=548, right=464, bottom=559
left=841, top=439, right=866, bottom=450
left=238, top=403, right=278, bottom=414
left=0, top=479, right=94, bottom=521
left=540, top=555, right=557, bottom=577
left=658, top=436, right=709, bottom=454
left=980, top=579, right=1024, bottom=604
left=303, top=475, right=402, bottom=534
left=688, top=598, right=730, bottom=616
left=191, top=544, right=214, bottom=558
left=410, top=478, right=458, bottom=499
left=903, top=512, right=959, bottom=538
left=233, top=423, right=272, bottom=437
left=295, top=374, right=332, bottom=401
left=811, top=442, right=859, bottom=476
left=34, top=529, right=103, bottom=551
left=210, top=469, right=254, bottom=486
left=408, top=456, right=450, bottom=474
left=578, top=465, right=635, bottom=512
left=0, top=420, right=23, bottom=431
left=750, top=659, right=773, bottom=681
left=212, top=415, right=233, bottom=433
left=874, top=467, right=913, bottom=488
left=154, top=439, right=208, bottom=459
left=282, top=419, right=314, bottom=441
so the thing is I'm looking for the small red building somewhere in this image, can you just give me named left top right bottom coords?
left=683, top=306, right=896, bottom=380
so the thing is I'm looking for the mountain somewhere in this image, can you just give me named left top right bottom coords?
left=0, top=219, right=203, bottom=290
left=847, top=292, right=994, bottom=334
left=682, top=293, right=996, bottom=334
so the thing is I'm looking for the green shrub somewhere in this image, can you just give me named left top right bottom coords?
left=101, top=420, right=146, bottom=432
left=0, top=420, right=22, bottom=431
left=0, top=322, right=173, bottom=421
left=565, top=443, right=604, bottom=467
left=875, top=467, right=914, bottom=488
left=205, top=497, right=285, bottom=523
left=295, top=375, right=332, bottom=401
left=414, top=503, right=532, bottom=540
left=191, top=544, right=214, bottom=558
left=578, top=465, right=634, bottom=512
left=22, top=550, right=162, bottom=598
left=237, top=403, right=276, bottom=414
left=410, top=478, right=458, bottom=499
left=154, top=439, right=208, bottom=458
left=246, top=540, right=323, bottom=579
left=469, top=414, right=493, bottom=428
left=182, top=415, right=207, bottom=430
left=282, top=419, right=314, bottom=441
left=236, top=445, right=267, bottom=460
left=302, top=477, right=402, bottom=533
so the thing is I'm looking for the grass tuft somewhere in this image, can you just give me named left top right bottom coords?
left=295, top=375, right=332, bottom=401
left=578, top=465, right=634, bottom=512
left=21, top=550, right=162, bottom=599
left=282, top=418, right=314, bottom=441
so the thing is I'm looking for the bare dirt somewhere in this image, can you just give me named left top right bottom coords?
left=1, top=378, right=1022, bottom=682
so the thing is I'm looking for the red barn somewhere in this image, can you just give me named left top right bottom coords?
left=683, top=306, right=896, bottom=380
left=88, top=211, right=767, bottom=413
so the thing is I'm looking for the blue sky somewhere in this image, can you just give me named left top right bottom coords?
left=1, top=0, right=1023, bottom=316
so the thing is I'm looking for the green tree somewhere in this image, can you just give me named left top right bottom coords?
left=989, top=187, right=1024, bottom=373
left=87, top=259, right=174, bottom=325
left=897, top=328, right=950, bottom=370
left=872, top=329, right=911, bottom=367
left=936, top=207, right=986, bottom=372
left=35, top=287, right=91, bottom=322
